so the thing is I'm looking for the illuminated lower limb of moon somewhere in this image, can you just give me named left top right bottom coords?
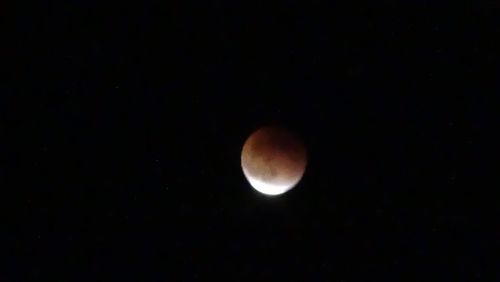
left=242, top=166, right=300, bottom=196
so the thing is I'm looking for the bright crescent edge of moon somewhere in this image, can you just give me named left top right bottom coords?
left=242, top=166, right=299, bottom=196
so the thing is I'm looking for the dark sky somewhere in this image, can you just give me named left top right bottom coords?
left=5, top=2, right=499, bottom=281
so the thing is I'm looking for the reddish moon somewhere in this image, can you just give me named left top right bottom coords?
left=241, top=126, right=307, bottom=196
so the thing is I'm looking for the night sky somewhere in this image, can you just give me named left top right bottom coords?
left=5, top=2, right=499, bottom=281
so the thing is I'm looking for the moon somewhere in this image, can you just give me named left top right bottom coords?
left=241, top=126, right=307, bottom=196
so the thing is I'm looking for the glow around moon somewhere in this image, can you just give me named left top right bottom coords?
left=241, top=126, right=307, bottom=196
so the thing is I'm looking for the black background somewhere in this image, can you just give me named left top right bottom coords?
left=4, top=1, right=499, bottom=281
